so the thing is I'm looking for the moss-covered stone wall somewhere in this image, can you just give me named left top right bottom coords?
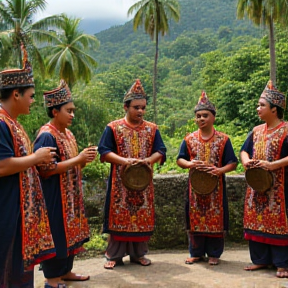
left=84, top=174, right=246, bottom=249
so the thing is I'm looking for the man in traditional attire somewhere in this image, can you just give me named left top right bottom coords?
left=33, top=80, right=97, bottom=287
left=240, top=80, right=288, bottom=278
left=176, top=91, right=237, bottom=265
left=98, top=79, right=166, bottom=269
left=0, top=46, right=56, bottom=287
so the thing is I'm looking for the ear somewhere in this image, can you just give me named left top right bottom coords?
left=52, top=108, right=58, bottom=117
left=14, top=90, right=19, bottom=98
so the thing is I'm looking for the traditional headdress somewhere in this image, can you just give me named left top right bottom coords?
left=0, top=44, right=34, bottom=90
left=260, top=80, right=286, bottom=110
left=194, top=91, right=216, bottom=116
left=123, top=79, right=147, bottom=103
left=43, top=79, right=72, bottom=108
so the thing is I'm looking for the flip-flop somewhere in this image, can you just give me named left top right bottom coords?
left=61, top=274, right=90, bottom=281
left=244, top=264, right=268, bottom=271
left=276, top=268, right=288, bottom=278
left=185, top=257, right=201, bottom=265
left=208, top=257, right=219, bottom=265
left=104, top=259, right=125, bottom=270
left=130, top=257, right=151, bottom=266
left=44, top=283, right=66, bottom=288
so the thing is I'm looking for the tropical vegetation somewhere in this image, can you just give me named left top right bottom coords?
left=1, top=0, right=288, bottom=177
left=128, top=0, right=180, bottom=123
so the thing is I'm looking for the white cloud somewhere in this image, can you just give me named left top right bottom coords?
left=39, top=0, right=137, bottom=20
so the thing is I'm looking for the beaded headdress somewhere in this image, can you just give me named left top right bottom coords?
left=194, top=91, right=216, bottom=116
left=123, top=79, right=147, bottom=103
left=43, top=79, right=72, bottom=108
left=260, top=80, right=286, bottom=110
left=0, top=44, right=34, bottom=90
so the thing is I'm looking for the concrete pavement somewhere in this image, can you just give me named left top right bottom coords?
left=34, top=245, right=288, bottom=288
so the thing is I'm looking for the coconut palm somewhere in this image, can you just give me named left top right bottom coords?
left=128, top=0, right=180, bottom=123
left=237, top=0, right=288, bottom=84
left=0, top=0, right=62, bottom=74
left=42, top=14, right=99, bottom=89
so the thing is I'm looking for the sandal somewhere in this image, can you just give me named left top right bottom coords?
left=130, top=256, right=151, bottom=266
left=61, top=272, right=90, bottom=281
left=104, top=259, right=124, bottom=270
left=185, top=257, right=201, bottom=265
left=244, top=264, right=268, bottom=271
left=208, top=257, right=219, bottom=265
left=44, top=283, right=66, bottom=288
left=276, top=268, right=288, bottom=278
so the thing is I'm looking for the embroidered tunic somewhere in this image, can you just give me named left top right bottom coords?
left=177, top=129, right=237, bottom=235
left=98, top=118, right=166, bottom=239
left=241, top=122, right=288, bottom=245
left=34, top=123, right=89, bottom=257
left=0, top=108, right=54, bottom=285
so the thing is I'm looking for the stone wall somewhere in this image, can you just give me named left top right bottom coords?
left=84, top=174, right=247, bottom=249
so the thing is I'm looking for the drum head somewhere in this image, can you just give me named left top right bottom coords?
left=190, top=168, right=219, bottom=195
left=245, top=167, right=273, bottom=193
left=121, top=162, right=152, bottom=191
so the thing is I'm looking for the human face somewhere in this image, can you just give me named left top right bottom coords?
left=125, top=98, right=147, bottom=125
left=17, top=87, right=35, bottom=115
left=195, top=110, right=215, bottom=130
left=53, top=101, right=75, bottom=129
left=257, top=97, right=274, bottom=121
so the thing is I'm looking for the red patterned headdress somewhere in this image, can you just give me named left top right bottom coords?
left=260, top=80, right=286, bottom=110
left=123, top=79, right=147, bottom=103
left=43, top=79, right=72, bottom=108
left=0, top=44, right=34, bottom=90
left=194, top=91, right=216, bottom=116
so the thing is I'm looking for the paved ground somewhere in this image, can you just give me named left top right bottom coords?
left=34, top=245, right=288, bottom=288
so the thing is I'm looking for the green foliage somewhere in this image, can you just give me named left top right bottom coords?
left=41, top=14, right=99, bottom=88
left=82, top=157, right=110, bottom=181
left=83, top=229, right=108, bottom=252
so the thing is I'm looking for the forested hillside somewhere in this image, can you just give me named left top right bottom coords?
left=95, top=0, right=261, bottom=65
left=14, top=0, right=288, bottom=174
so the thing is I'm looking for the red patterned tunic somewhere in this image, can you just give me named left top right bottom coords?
left=180, top=129, right=237, bottom=235
left=242, top=122, right=288, bottom=245
left=98, top=118, right=166, bottom=240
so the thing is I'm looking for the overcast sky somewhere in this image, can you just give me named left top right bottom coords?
left=38, top=0, right=136, bottom=21
left=35, top=0, right=139, bottom=33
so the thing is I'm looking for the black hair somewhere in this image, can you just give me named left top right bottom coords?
left=0, top=87, right=29, bottom=101
left=46, top=102, right=67, bottom=118
left=124, top=100, right=132, bottom=108
left=269, top=103, right=284, bottom=119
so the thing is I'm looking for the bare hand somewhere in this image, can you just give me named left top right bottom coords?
left=243, top=159, right=259, bottom=169
left=254, top=160, right=273, bottom=170
left=123, top=158, right=139, bottom=166
left=79, top=146, right=97, bottom=164
left=35, top=147, right=57, bottom=164
left=188, top=160, right=205, bottom=169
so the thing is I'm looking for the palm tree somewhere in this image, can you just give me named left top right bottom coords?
left=42, top=14, right=99, bottom=89
left=128, top=0, right=180, bottom=123
left=237, top=0, right=288, bottom=84
left=0, top=0, right=62, bottom=74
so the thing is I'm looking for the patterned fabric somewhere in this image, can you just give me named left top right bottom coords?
left=0, top=108, right=54, bottom=270
left=194, top=91, right=216, bottom=115
left=43, top=80, right=72, bottom=108
left=261, top=80, right=286, bottom=110
left=243, top=122, right=288, bottom=235
left=36, top=123, right=90, bottom=249
left=0, top=45, right=34, bottom=90
left=123, top=79, right=147, bottom=103
left=185, top=130, right=229, bottom=233
left=106, top=119, right=157, bottom=234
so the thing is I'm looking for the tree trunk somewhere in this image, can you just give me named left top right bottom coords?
left=268, top=17, right=277, bottom=85
left=153, top=33, right=158, bottom=124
